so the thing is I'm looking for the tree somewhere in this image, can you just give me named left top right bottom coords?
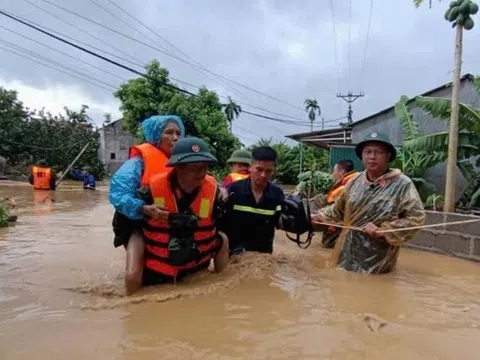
left=114, top=59, right=241, bottom=170
left=414, top=0, right=477, bottom=211
left=248, top=138, right=329, bottom=184
left=222, top=96, right=242, bottom=130
left=414, top=0, right=440, bottom=8
left=304, top=98, right=321, bottom=132
left=0, top=88, right=105, bottom=179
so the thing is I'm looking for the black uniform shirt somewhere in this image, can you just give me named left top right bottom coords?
left=218, top=178, right=285, bottom=254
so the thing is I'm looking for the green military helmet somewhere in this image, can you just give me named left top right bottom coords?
left=82, top=166, right=92, bottom=173
left=227, top=149, right=252, bottom=165
left=37, top=159, right=48, bottom=167
left=167, top=136, right=217, bottom=167
left=355, top=131, right=397, bottom=162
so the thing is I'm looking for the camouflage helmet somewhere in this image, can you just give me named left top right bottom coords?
left=355, top=131, right=397, bottom=162
left=167, top=137, right=217, bottom=166
left=37, top=159, right=48, bottom=167
left=227, top=149, right=252, bottom=165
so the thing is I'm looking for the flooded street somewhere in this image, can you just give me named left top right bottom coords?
left=1, top=181, right=480, bottom=360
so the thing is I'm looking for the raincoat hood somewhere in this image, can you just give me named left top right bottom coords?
left=141, top=115, right=185, bottom=146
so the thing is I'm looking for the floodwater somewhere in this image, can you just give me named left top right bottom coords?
left=1, top=180, right=480, bottom=360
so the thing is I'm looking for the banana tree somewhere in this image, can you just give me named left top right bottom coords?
left=403, top=92, right=480, bottom=207
left=391, top=95, right=444, bottom=200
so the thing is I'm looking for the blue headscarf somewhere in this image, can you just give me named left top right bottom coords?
left=141, top=115, right=185, bottom=145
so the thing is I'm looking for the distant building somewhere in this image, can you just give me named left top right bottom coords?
left=286, top=73, right=479, bottom=199
left=98, top=118, right=136, bottom=176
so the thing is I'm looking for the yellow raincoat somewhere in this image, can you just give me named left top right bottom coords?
left=316, top=169, right=426, bottom=274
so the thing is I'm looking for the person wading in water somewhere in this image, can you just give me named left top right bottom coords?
left=109, top=115, right=185, bottom=295
left=312, top=132, right=426, bottom=274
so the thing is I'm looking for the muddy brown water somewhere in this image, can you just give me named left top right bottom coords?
left=1, top=181, right=480, bottom=360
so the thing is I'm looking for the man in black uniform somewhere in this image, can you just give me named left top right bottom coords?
left=219, top=146, right=285, bottom=255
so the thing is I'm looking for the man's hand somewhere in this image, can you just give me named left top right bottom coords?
left=363, top=222, right=384, bottom=239
left=141, top=204, right=169, bottom=220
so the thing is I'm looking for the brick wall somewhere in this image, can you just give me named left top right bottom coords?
left=407, top=211, right=480, bottom=262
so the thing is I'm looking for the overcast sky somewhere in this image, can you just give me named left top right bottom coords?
left=1, top=0, right=479, bottom=146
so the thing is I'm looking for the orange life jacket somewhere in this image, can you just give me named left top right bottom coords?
left=326, top=171, right=358, bottom=233
left=326, top=171, right=358, bottom=204
left=32, top=166, right=52, bottom=190
left=228, top=172, right=249, bottom=182
left=128, top=143, right=170, bottom=186
left=143, top=172, right=219, bottom=278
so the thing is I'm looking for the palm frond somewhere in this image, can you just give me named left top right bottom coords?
left=395, top=95, right=418, bottom=141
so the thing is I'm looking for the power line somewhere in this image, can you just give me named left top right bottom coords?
left=87, top=0, right=174, bottom=56
left=100, top=0, right=288, bottom=119
left=20, top=0, right=309, bottom=122
left=348, top=0, right=352, bottom=90
left=0, top=9, right=324, bottom=128
left=9, top=8, right=146, bottom=71
left=0, top=25, right=127, bottom=83
left=35, top=0, right=306, bottom=113
left=360, top=0, right=374, bottom=91
left=329, top=0, right=341, bottom=92
left=0, top=42, right=117, bottom=92
left=336, top=92, right=364, bottom=124
left=22, top=0, right=143, bottom=67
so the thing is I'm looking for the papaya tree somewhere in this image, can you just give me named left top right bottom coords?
left=442, top=0, right=477, bottom=211
left=414, top=0, right=478, bottom=211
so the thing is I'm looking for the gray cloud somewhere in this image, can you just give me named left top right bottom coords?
left=0, top=0, right=479, bottom=146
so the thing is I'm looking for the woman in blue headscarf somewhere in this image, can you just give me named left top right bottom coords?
left=109, top=115, right=185, bottom=295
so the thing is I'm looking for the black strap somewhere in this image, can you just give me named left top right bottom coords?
left=284, top=195, right=314, bottom=249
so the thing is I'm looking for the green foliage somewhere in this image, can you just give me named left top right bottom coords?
left=247, top=138, right=329, bottom=185
left=425, top=193, right=444, bottom=211
left=222, top=97, right=242, bottom=129
left=296, top=171, right=334, bottom=197
left=114, top=59, right=241, bottom=170
left=392, top=95, right=443, bottom=200
left=0, top=88, right=105, bottom=179
left=414, top=0, right=438, bottom=8
left=304, top=98, right=321, bottom=125
left=402, top=93, right=480, bottom=207
left=0, top=204, right=9, bottom=228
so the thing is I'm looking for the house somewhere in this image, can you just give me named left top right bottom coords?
left=98, top=118, right=137, bottom=176
left=286, top=73, right=479, bottom=198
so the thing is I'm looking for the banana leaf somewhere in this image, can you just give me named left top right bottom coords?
left=415, top=96, right=480, bottom=133
left=403, top=131, right=479, bottom=156
left=394, top=95, right=418, bottom=141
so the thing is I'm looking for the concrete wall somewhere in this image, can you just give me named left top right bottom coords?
left=98, top=120, right=136, bottom=176
left=351, top=80, right=480, bottom=198
left=406, top=211, right=480, bottom=262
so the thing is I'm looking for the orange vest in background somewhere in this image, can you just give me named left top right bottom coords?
left=128, top=143, right=170, bottom=186
left=326, top=171, right=358, bottom=204
left=143, top=173, right=218, bottom=279
left=32, top=166, right=52, bottom=190
left=326, top=171, right=358, bottom=233
left=229, top=172, right=249, bottom=182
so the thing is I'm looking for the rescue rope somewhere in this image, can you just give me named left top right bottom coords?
left=313, top=217, right=480, bottom=233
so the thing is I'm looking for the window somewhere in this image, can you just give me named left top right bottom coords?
left=110, top=152, right=116, bottom=160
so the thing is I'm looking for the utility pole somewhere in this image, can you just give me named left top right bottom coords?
left=336, top=91, right=364, bottom=124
